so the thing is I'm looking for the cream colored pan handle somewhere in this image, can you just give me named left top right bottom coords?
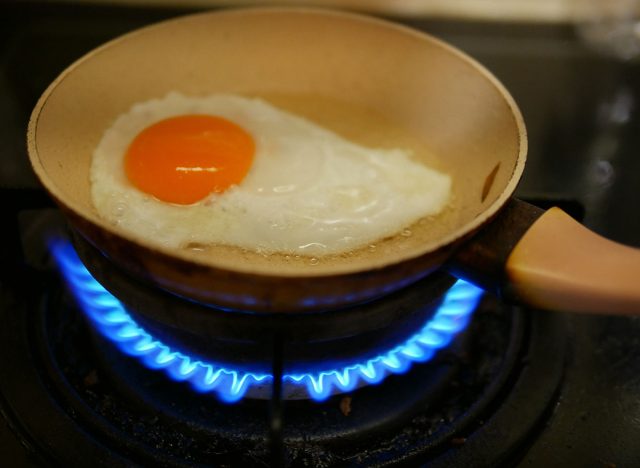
left=447, top=199, right=640, bottom=314
left=506, top=207, right=640, bottom=314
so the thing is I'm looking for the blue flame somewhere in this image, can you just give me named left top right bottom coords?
left=49, top=239, right=483, bottom=403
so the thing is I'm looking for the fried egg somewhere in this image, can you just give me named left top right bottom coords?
left=91, top=93, right=451, bottom=256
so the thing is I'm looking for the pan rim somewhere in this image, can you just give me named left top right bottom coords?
left=27, top=6, right=527, bottom=279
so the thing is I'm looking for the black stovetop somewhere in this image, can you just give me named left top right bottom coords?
left=2, top=3, right=640, bottom=467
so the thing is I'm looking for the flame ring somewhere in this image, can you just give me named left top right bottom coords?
left=51, top=239, right=483, bottom=403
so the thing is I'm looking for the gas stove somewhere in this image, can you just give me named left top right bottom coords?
left=2, top=3, right=640, bottom=467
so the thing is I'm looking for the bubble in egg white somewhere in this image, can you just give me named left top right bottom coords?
left=91, top=92, right=451, bottom=256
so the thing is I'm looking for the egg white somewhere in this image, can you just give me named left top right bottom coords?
left=91, top=93, right=451, bottom=256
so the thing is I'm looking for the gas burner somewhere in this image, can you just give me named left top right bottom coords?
left=50, top=238, right=483, bottom=402
left=0, top=228, right=566, bottom=466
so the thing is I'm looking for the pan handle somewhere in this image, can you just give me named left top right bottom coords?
left=506, top=206, right=640, bottom=314
left=447, top=199, right=640, bottom=314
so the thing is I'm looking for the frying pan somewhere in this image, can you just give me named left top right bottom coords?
left=27, top=8, right=640, bottom=314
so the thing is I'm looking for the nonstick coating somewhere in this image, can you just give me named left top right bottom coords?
left=28, top=8, right=526, bottom=312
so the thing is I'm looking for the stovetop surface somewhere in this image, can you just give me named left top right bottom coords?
left=2, top=3, right=640, bottom=467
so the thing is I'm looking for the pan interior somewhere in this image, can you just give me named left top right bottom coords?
left=29, top=9, right=525, bottom=277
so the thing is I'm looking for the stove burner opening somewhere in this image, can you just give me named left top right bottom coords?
left=49, top=238, right=483, bottom=403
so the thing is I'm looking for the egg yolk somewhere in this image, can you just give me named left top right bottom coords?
left=125, top=115, right=255, bottom=205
